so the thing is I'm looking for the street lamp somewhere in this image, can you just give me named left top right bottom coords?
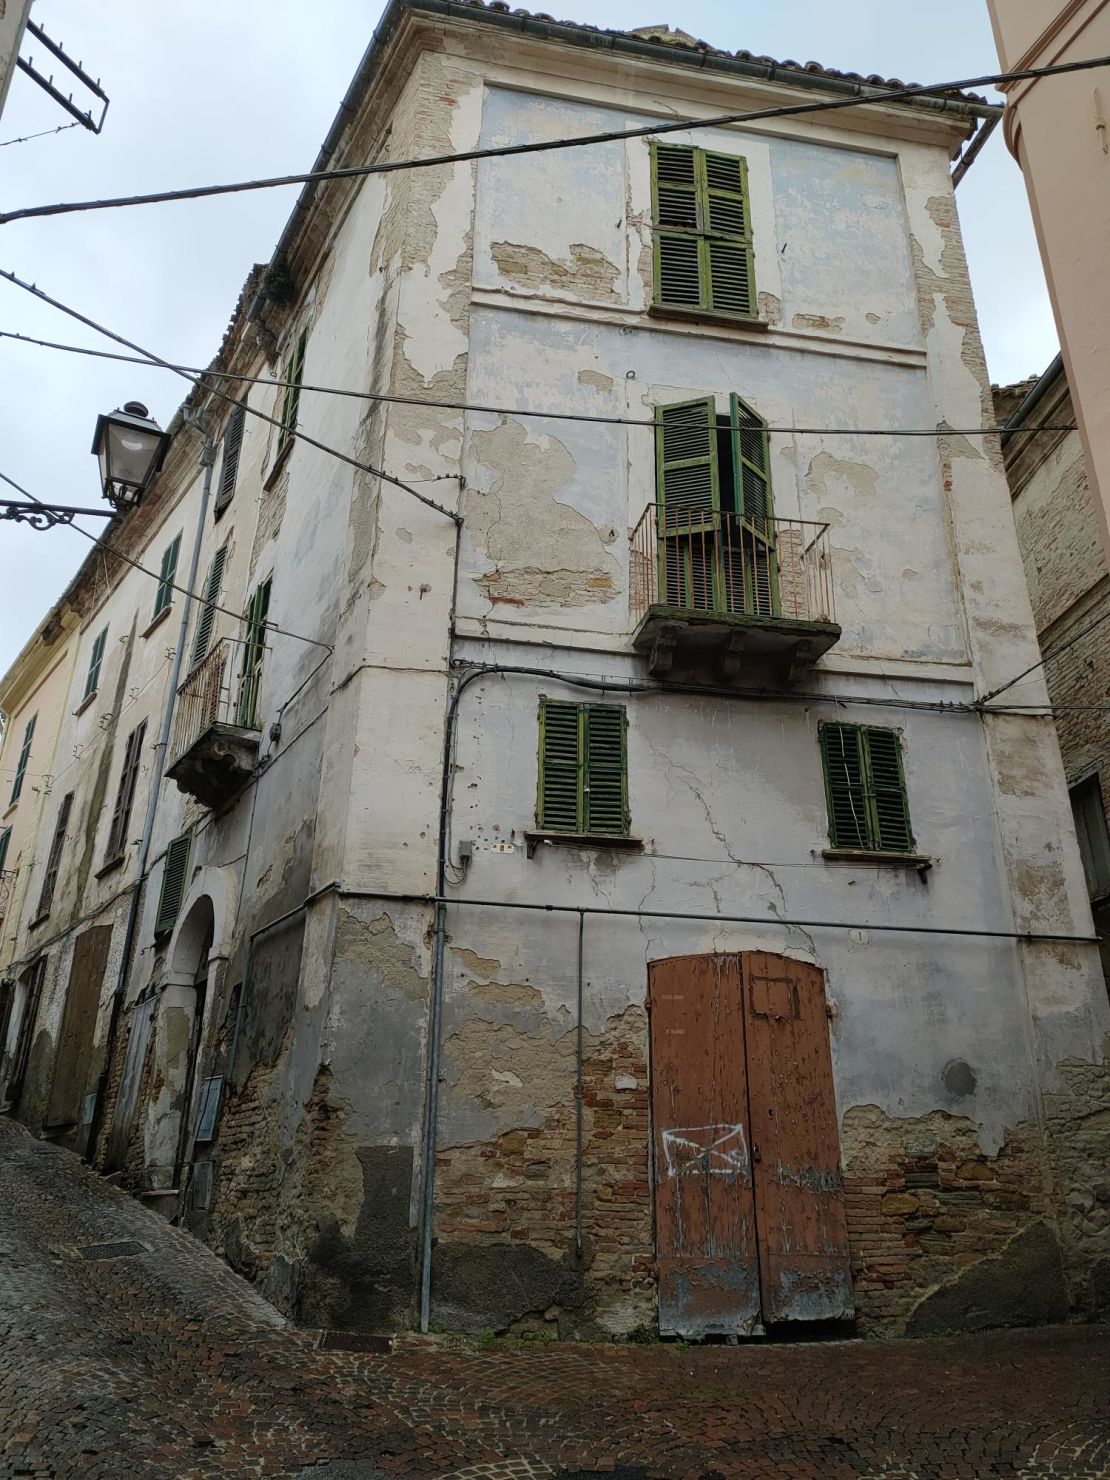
left=91, top=400, right=170, bottom=512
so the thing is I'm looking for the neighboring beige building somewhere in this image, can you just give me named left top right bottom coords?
left=0, top=594, right=81, bottom=1107
left=987, top=0, right=1110, bottom=564
left=0, top=0, right=32, bottom=118
left=995, top=360, right=1110, bottom=987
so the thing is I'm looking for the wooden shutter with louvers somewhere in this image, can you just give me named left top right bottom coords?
left=863, top=727, right=914, bottom=853
left=236, top=577, right=271, bottom=728
left=276, top=329, right=307, bottom=460
left=190, top=544, right=228, bottom=669
left=703, top=151, right=755, bottom=317
left=84, top=629, right=107, bottom=699
left=0, top=826, right=10, bottom=875
left=155, top=834, right=191, bottom=935
left=215, top=404, right=246, bottom=516
left=36, top=792, right=74, bottom=917
left=730, top=393, right=778, bottom=617
left=538, top=699, right=582, bottom=832
left=106, top=722, right=147, bottom=862
left=656, top=399, right=720, bottom=535
left=584, top=705, right=628, bottom=835
left=652, top=144, right=702, bottom=309
left=11, top=714, right=36, bottom=804
left=153, top=536, right=181, bottom=619
left=820, top=724, right=870, bottom=850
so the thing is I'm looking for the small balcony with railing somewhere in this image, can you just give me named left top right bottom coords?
left=165, top=637, right=262, bottom=809
left=629, top=507, right=840, bottom=685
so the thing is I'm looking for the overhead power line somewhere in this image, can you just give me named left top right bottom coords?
left=0, top=329, right=1078, bottom=440
left=1, top=54, right=1107, bottom=227
left=0, top=268, right=460, bottom=525
left=978, top=604, right=1110, bottom=707
left=0, top=120, right=82, bottom=149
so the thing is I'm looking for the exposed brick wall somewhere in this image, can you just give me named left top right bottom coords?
left=842, top=1106, right=1051, bottom=1333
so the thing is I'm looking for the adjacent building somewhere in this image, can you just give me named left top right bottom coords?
left=995, top=360, right=1110, bottom=987
left=2, top=2, right=1108, bottom=1342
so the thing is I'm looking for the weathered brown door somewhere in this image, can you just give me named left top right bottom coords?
left=649, top=951, right=851, bottom=1336
left=46, top=925, right=111, bottom=1128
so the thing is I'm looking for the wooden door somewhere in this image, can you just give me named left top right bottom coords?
left=649, top=954, right=761, bottom=1337
left=649, top=951, right=852, bottom=1335
left=46, top=925, right=111, bottom=1128
left=742, top=952, right=853, bottom=1324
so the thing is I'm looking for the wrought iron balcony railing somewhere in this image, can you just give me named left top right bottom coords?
left=166, top=638, right=261, bottom=808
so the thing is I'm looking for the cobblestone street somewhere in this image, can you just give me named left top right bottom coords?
left=1, top=1121, right=1108, bottom=1479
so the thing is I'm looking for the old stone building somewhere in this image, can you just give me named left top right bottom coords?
left=1, top=1, right=1109, bottom=1342
left=995, top=360, right=1110, bottom=986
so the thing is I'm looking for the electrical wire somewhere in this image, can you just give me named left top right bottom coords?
left=0, top=268, right=459, bottom=525
left=0, top=330, right=1078, bottom=440
left=977, top=604, right=1110, bottom=707
left=0, top=120, right=82, bottom=149
left=6, top=53, right=1109, bottom=227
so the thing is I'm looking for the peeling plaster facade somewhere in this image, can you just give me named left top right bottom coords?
left=2, top=2, right=1109, bottom=1341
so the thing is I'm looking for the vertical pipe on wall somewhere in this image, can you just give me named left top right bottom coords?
left=575, top=908, right=585, bottom=1259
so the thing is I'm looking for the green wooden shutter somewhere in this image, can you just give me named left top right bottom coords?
left=10, top=714, right=36, bottom=804
left=36, top=791, right=73, bottom=917
left=537, top=699, right=582, bottom=832
left=655, top=399, right=720, bottom=535
left=820, top=724, right=870, bottom=850
left=155, top=834, right=191, bottom=935
left=863, top=727, right=914, bottom=853
left=106, top=722, right=147, bottom=862
left=729, top=394, right=777, bottom=617
left=583, top=705, right=628, bottom=836
left=236, top=577, right=271, bottom=728
left=154, top=535, right=181, bottom=619
left=84, top=628, right=108, bottom=699
left=277, top=329, right=307, bottom=459
left=215, top=405, right=246, bottom=516
left=0, top=825, right=10, bottom=874
left=702, top=151, right=756, bottom=317
left=652, top=144, right=702, bottom=309
left=190, top=544, right=228, bottom=669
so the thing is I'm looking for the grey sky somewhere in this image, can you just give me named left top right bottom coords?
left=0, top=1, right=1056, bottom=678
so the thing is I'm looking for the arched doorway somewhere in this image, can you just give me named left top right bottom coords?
left=144, top=895, right=214, bottom=1194
left=648, top=950, right=852, bottom=1338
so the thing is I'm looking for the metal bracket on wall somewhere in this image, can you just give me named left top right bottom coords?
left=16, top=21, right=110, bottom=134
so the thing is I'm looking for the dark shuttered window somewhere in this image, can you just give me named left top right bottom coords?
left=537, top=699, right=629, bottom=837
left=275, top=329, right=307, bottom=463
left=105, top=722, right=147, bottom=863
left=190, top=544, right=228, bottom=670
left=10, top=714, right=36, bottom=805
left=83, top=628, right=108, bottom=700
left=155, top=834, right=191, bottom=936
left=35, top=792, right=74, bottom=918
left=235, top=577, right=271, bottom=728
left=215, top=404, right=246, bottom=518
left=0, top=825, right=12, bottom=875
left=153, top=535, right=181, bottom=620
left=820, top=723, right=914, bottom=854
left=651, top=144, right=756, bottom=318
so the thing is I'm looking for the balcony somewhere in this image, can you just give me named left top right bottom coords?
left=165, top=638, right=261, bottom=809
left=630, top=507, right=840, bottom=685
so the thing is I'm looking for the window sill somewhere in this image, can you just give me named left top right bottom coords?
left=28, top=911, right=49, bottom=930
left=3, top=801, right=18, bottom=822
left=73, top=689, right=98, bottom=717
left=263, top=439, right=293, bottom=491
left=523, top=829, right=644, bottom=860
left=96, top=854, right=127, bottom=881
left=212, top=497, right=233, bottom=523
left=142, top=605, right=173, bottom=640
left=648, top=304, right=770, bottom=334
left=822, top=848, right=932, bottom=873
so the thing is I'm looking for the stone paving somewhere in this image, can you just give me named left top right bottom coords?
left=1, top=1120, right=1109, bottom=1479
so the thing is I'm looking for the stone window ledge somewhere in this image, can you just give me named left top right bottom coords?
left=28, top=911, right=49, bottom=930
left=263, top=439, right=293, bottom=492
left=95, top=854, right=127, bottom=881
left=523, top=829, right=644, bottom=860
left=823, top=848, right=932, bottom=875
left=647, top=303, right=770, bottom=334
left=141, top=604, right=173, bottom=640
left=73, top=689, right=98, bottom=717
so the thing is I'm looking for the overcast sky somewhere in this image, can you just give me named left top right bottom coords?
left=0, top=1, right=1057, bottom=678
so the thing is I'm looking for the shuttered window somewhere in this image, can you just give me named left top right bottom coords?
left=105, top=722, right=147, bottom=863
left=10, top=714, right=36, bottom=805
left=35, top=792, right=73, bottom=918
left=83, top=628, right=108, bottom=700
left=235, top=577, right=271, bottom=728
left=155, top=834, right=191, bottom=936
left=275, top=329, right=307, bottom=463
left=537, top=699, right=629, bottom=836
left=0, top=825, right=11, bottom=874
left=153, top=535, right=181, bottom=620
left=651, top=144, right=756, bottom=318
left=1070, top=775, right=1110, bottom=898
left=190, top=544, right=228, bottom=669
left=820, top=723, right=914, bottom=854
left=215, top=404, right=246, bottom=518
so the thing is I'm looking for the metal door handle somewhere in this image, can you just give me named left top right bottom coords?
left=752, top=1145, right=762, bottom=1163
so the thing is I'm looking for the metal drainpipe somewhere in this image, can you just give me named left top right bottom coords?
left=575, top=909, right=585, bottom=1260
left=85, top=420, right=216, bottom=1163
